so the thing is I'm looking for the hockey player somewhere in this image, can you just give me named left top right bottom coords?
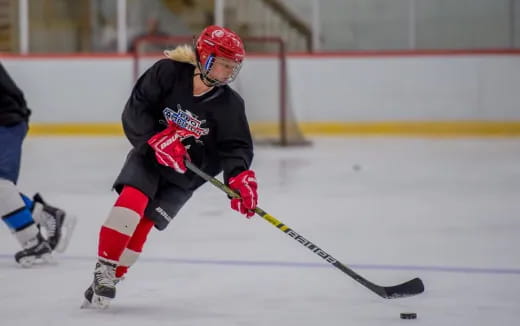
left=82, top=25, right=258, bottom=308
left=0, top=62, right=76, bottom=266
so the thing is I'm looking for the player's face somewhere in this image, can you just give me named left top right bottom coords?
left=208, top=57, right=241, bottom=84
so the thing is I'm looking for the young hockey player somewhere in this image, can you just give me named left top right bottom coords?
left=0, top=62, right=76, bottom=266
left=83, top=25, right=258, bottom=308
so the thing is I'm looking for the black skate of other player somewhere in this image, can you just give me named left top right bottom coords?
left=14, top=233, right=52, bottom=267
left=32, top=193, right=76, bottom=252
left=13, top=194, right=76, bottom=266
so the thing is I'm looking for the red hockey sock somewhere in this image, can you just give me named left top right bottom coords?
left=114, top=265, right=129, bottom=279
left=127, top=216, right=155, bottom=252
left=115, top=216, right=155, bottom=277
left=98, top=186, right=148, bottom=263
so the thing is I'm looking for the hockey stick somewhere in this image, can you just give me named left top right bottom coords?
left=185, top=161, right=424, bottom=299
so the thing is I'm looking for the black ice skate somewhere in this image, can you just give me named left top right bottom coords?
left=81, top=281, right=122, bottom=309
left=32, top=193, right=77, bottom=253
left=81, top=260, right=121, bottom=309
left=14, top=234, right=52, bottom=267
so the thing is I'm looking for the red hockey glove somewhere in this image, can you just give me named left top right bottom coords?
left=147, top=123, right=190, bottom=173
left=228, top=170, right=258, bottom=218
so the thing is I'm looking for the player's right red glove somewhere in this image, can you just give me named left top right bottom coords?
left=147, top=122, right=189, bottom=174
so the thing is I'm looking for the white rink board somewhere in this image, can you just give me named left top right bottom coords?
left=2, top=54, right=520, bottom=124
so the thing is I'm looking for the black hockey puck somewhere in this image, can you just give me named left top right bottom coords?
left=400, top=312, right=417, bottom=320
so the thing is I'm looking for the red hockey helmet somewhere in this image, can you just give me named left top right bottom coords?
left=195, top=25, right=245, bottom=86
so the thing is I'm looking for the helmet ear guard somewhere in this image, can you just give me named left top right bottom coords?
left=197, top=52, right=220, bottom=87
left=193, top=38, right=218, bottom=86
left=203, top=54, right=215, bottom=72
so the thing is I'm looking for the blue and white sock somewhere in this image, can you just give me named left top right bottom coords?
left=0, top=179, right=40, bottom=249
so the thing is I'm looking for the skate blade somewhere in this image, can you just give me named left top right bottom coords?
left=55, top=214, right=77, bottom=253
left=80, top=299, right=92, bottom=309
left=90, top=294, right=112, bottom=309
left=18, top=253, right=53, bottom=268
left=18, top=256, right=35, bottom=268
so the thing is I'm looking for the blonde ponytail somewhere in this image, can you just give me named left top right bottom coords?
left=163, top=45, right=196, bottom=66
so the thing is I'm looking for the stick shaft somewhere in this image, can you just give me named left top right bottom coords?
left=185, top=161, right=423, bottom=298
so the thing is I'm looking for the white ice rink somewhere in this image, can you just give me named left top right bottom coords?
left=1, top=136, right=519, bottom=326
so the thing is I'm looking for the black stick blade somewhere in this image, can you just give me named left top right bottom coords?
left=382, top=277, right=424, bottom=299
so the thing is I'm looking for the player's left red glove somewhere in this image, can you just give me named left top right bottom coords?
left=228, top=170, right=258, bottom=218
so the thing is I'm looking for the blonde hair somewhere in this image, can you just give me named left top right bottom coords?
left=163, top=45, right=196, bottom=66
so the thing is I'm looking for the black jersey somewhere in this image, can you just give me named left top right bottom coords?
left=122, top=58, right=254, bottom=189
left=0, top=63, right=31, bottom=126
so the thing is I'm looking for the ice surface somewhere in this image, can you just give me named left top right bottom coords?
left=1, top=136, right=519, bottom=326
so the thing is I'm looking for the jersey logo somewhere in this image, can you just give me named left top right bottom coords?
left=163, top=105, right=209, bottom=140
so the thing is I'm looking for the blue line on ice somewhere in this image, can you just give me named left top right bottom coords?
left=0, top=254, right=518, bottom=275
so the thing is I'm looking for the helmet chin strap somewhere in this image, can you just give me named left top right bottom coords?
left=194, top=72, right=218, bottom=88
left=195, top=71, right=222, bottom=87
